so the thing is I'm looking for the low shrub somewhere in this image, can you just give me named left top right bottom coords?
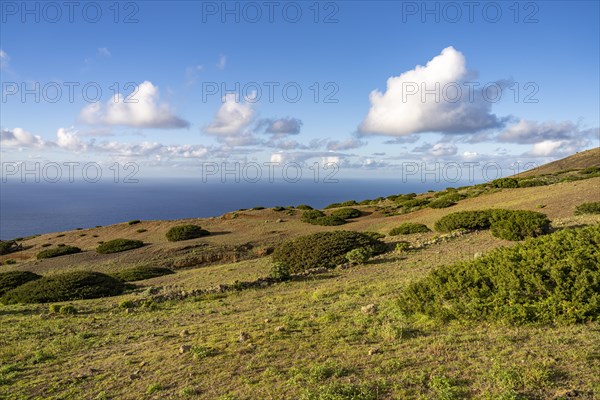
left=0, top=240, right=21, bottom=255
left=128, top=220, right=141, bottom=225
left=518, top=178, right=548, bottom=188
left=59, top=305, right=77, bottom=315
left=428, top=197, right=456, bottom=209
left=395, top=241, right=410, bottom=252
left=296, top=204, right=313, bottom=210
left=0, top=271, right=42, bottom=296
left=434, top=210, right=494, bottom=232
left=324, top=203, right=342, bottom=209
left=111, top=266, right=174, bottom=282
left=435, top=209, right=550, bottom=241
left=309, top=216, right=347, bottom=226
left=270, top=262, right=291, bottom=281
left=272, top=231, right=387, bottom=273
left=4, top=259, right=16, bottom=265
left=301, top=210, right=346, bottom=226
left=136, top=228, right=147, bottom=233
left=251, top=206, right=265, bottom=210
left=490, top=177, right=519, bottom=188
left=41, top=243, right=52, bottom=248
left=490, top=210, right=550, bottom=241
left=331, top=208, right=362, bottom=219
left=272, top=206, right=286, bottom=212
left=575, top=201, right=600, bottom=215
left=96, top=239, right=144, bottom=254
left=399, top=224, right=600, bottom=324
left=301, top=210, right=325, bottom=221
left=1, top=271, right=125, bottom=304
left=389, top=223, right=431, bottom=236
left=36, top=245, right=81, bottom=260
left=345, top=247, right=372, bottom=264
left=165, top=225, right=210, bottom=242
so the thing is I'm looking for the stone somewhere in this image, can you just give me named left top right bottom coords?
left=361, top=304, right=378, bottom=315
left=238, top=332, right=250, bottom=342
left=179, top=345, right=191, bottom=354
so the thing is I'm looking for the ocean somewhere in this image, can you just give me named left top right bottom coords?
left=0, top=178, right=460, bottom=239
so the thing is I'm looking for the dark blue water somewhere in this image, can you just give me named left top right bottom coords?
left=0, top=179, right=457, bottom=239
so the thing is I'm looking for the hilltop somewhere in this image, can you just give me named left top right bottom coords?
left=0, top=149, right=599, bottom=399
left=517, top=146, right=600, bottom=177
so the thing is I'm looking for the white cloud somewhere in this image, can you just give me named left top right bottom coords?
left=0, top=50, right=9, bottom=70
left=498, top=119, right=596, bottom=144
left=185, top=65, right=204, bottom=86
left=56, top=127, right=87, bottom=151
left=256, top=117, right=303, bottom=135
left=0, top=128, right=46, bottom=148
left=359, top=46, right=502, bottom=136
left=203, top=93, right=254, bottom=136
left=79, top=81, right=189, bottom=129
left=98, top=47, right=111, bottom=57
left=216, top=54, right=227, bottom=70
left=326, top=138, right=367, bottom=151
left=413, top=142, right=458, bottom=157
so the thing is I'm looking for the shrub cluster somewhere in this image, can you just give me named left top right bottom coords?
left=1, top=271, right=125, bottom=304
left=389, top=223, right=431, bottom=236
left=330, top=208, right=361, bottom=219
left=428, top=197, right=456, bottom=209
left=489, top=210, right=551, bottom=241
left=96, top=239, right=144, bottom=254
left=399, top=224, right=600, bottom=324
left=111, top=266, right=174, bottom=282
left=575, top=201, right=600, bottom=215
left=490, top=177, right=519, bottom=188
left=165, top=225, right=210, bottom=242
left=0, top=271, right=42, bottom=296
left=36, top=245, right=82, bottom=260
left=300, top=210, right=346, bottom=226
left=345, top=247, right=372, bottom=264
left=434, top=210, right=494, bottom=232
left=0, top=240, right=21, bottom=255
left=434, top=209, right=550, bottom=241
left=272, top=231, right=387, bottom=273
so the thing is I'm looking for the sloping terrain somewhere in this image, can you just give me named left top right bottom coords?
left=0, top=151, right=599, bottom=399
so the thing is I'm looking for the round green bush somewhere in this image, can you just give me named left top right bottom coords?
left=1, top=271, right=126, bottom=304
left=490, top=177, right=519, bottom=188
left=0, top=240, right=21, bottom=255
left=575, top=201, right=600, bottom=215
left=0, top=271, right=42, bottom=296
left=111, top=266, right=174, bottom=282
left=490, top=210, right=550, bottom=241
left=428, top=197, right=456, bottom=209
left=272, top=231, right=387, bottom=273
left=345, top=247, right=372, bottom=264
left=399, top=224, right=600, bottom=324
left=331, top=208, right=362, bottom=219
left=300, top=210, right=325, bottom=221
left=301, top=210, right=346, bottom=226
left=37, top=245, right=82, bottom=260
left=389, top=223, right=431, bottom=236
left=296, top=204, right=313, bottom=210
left=165, top=225, right=210, bottom=242
left=270, top=262, right=291, bottom=281
left=434, top=210, right=494, bottom=232
left=96, top=239, right=144, bottom=254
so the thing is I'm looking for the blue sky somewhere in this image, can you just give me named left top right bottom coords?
left=1, top=0, right=599, bottom=180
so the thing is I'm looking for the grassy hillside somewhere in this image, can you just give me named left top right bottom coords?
left=1, top=155, right=599, bottom=399
left=517, top=147, right=600, bottom=177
